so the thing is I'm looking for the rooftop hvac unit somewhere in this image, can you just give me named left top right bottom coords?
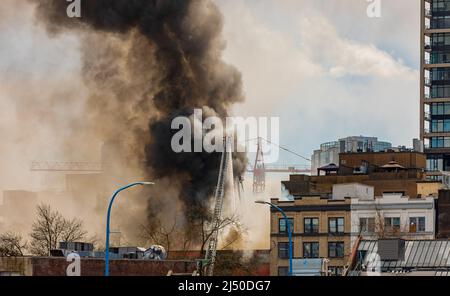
left=59, top=242, right=94, bottom=252
left=378, top=239, right=405, bottom=261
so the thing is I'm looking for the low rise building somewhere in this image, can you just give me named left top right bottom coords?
left=340, top=183, right=436, bottom=245
left=269, top=195, right=351, bottom=276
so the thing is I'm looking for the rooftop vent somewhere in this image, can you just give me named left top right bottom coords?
left=378, top=239, right=405, bottom=261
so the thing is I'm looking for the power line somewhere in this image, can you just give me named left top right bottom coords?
left=261, top=138, right=311, bottom=162
left=246, top=137, right=311, bottom=162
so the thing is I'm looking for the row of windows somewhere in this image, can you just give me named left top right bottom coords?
left=431, top=119, right=450, bottom=132
left=279, top=216, right=425, bottom=234
left=431, top=33, right=450, bottom=46
left=431, top=85, right=450, bottom=98
left=279, top=217, right=344, bottom=235
left=359, top=217, right=426, bottom=233
left=426, top=155, right=450, bottom=172
left=278, top=242, right=345, bottom=260
left=429, top=52, right=450, bottom=64
left=433, top=0, right=450, bottom=12
left=431, top=16, right=450, bottom=29
left=431, top=68, right=450, bottom=80
left=431, top=137, right=450, bottom=148
left=431, top=102, right=450, bottom=115
left=280, top=216, right=426, bottom=235
left=427, top=156, right=444, bottom=171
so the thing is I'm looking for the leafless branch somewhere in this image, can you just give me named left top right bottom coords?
left=0, top=232, right=27, bottom=257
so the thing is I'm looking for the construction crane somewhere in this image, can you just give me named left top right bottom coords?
left=248, top=137, right=312, bottom=193
left=252, top=137, right=265, bottom=194
left=204, top=136, right=231, bottom=276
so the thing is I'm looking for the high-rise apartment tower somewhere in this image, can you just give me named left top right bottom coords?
left=421, top=0, right=450, bottom=178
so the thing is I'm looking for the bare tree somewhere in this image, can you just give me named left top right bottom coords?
left=219, top=223, right=246, bottom=250
left=374, top=205, right=386, bottom=238
left=29, top=204, right=87, bottom=256
left=373, top=204, right=409, bottom=239
left=87, top=234, right=104, bottom=251
left=197, top=213, right=243, bottom=254
left=140, top=218, right=178, bottom=257
left=0, top=232, right=27, bottom=257
left=141, top=208, right=244, bottom=260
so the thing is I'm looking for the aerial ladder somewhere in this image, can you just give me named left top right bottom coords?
left=342, top=235, right=362, bottom=276
left=204, top=136, right=231, bottom=276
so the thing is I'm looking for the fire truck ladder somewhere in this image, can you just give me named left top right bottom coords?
left=204, top=136, right=231, bottom=276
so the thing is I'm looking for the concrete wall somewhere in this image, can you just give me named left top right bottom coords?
left=333, top=183, right=374, bottom=200
left=0, top=257, right=33, bottom=276
left=417, top=182, right=442, bottom=198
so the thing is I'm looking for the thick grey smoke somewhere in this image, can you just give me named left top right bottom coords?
left=28, top=0, right=248, bottom=229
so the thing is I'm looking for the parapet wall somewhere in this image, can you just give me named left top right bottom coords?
left=0, top=257, right=197, bottom=276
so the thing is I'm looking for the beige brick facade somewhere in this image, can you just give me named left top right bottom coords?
left=269, top=197, right=351, bottom=276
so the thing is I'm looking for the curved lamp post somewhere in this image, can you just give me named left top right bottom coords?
left=105, top=182, right=154, bottom=276
left=255, top=200, right=293, bottom=276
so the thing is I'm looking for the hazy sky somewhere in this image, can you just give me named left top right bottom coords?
left=0, top=0, right=421, bottom=190
left=216, top=0, right=421, bottom=164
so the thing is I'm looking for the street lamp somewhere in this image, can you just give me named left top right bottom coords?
left=105, top=182, right=154, bottom=276
left=255, top=200, right=293, bottom=276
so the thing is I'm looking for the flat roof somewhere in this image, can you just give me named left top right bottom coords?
left=358, top=240, right=450, bottom=271
left=340, top=151, right=423, bottom=155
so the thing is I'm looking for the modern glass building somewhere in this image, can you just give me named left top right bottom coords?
left=421, top=0, right=450, bottom=177
left=311, top=136, right=392, bottom=175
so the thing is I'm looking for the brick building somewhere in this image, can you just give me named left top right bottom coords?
left=284, top=151, right=440, bottom=199
left=437, top=189, right=450, bottom=238
left=269, top=196, right=351, bottom=276
left=0, top=257, right=198, bottom=276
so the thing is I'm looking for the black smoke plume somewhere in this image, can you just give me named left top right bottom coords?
left=29, top=0, right=247, bottom=226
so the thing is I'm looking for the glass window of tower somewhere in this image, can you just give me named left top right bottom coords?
left=433, top=0, right=450, bottom=12
left=431, top=33, right=450, bottom=46
left=431, top=102, right=450, bottom=114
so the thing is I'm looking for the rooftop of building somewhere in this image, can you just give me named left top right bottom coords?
left=277, top=182, right=438, bottom=204
left=340, top=150, right=421, bottom=156
left=355, top=239, right=450, bottom=275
